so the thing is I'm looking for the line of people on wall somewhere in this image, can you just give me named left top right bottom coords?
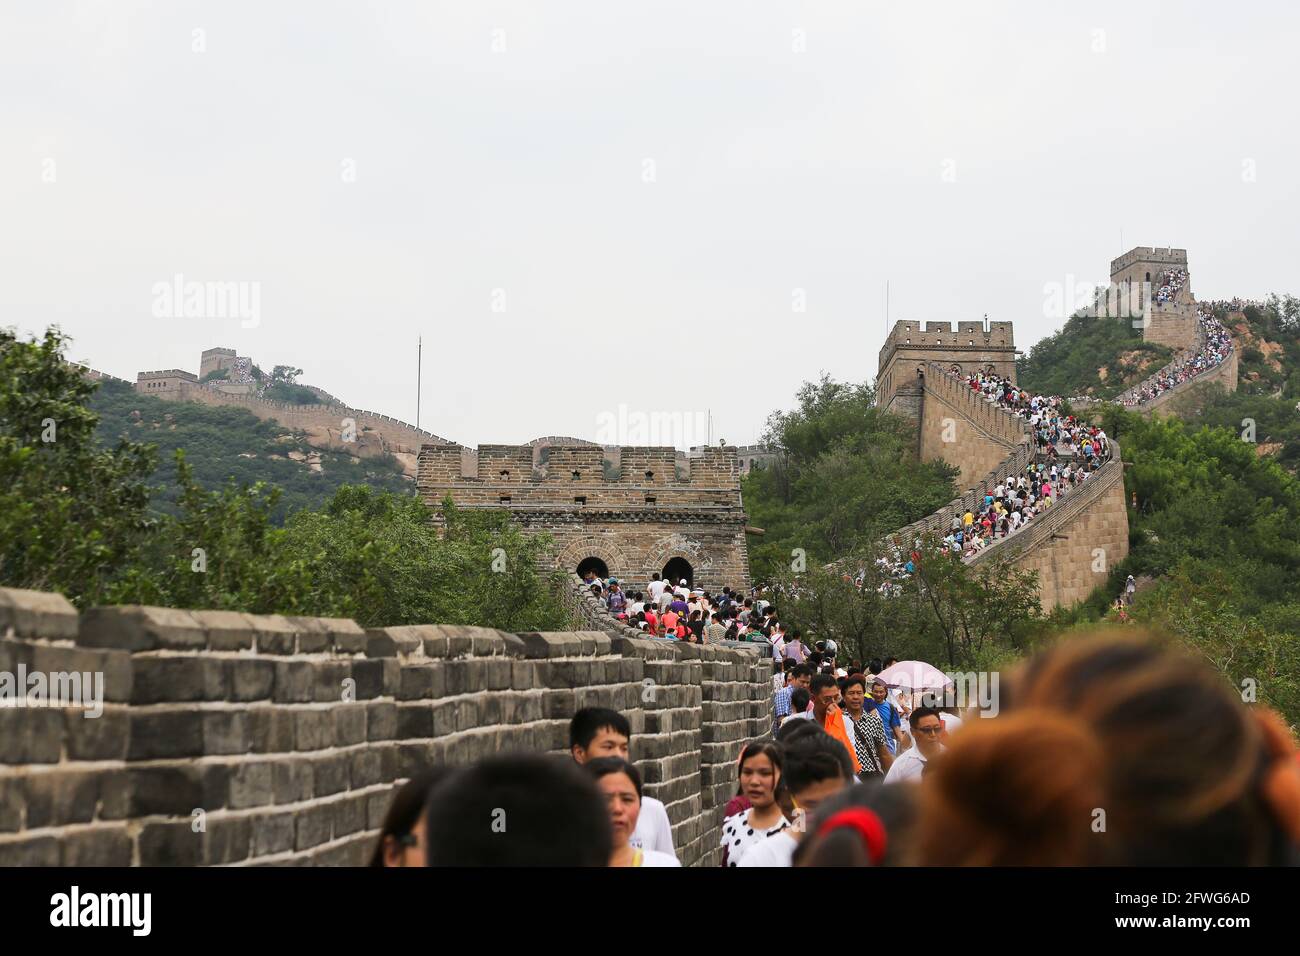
left=1153, top=267, right=1187, bottom=306
left=859, top=369, right=1112, bottom=585
left=369, top=630, right=1300, bottom=867
left=1120, top=307, right=1233, bottom=406
left=583, top=571, right=793, bottom=647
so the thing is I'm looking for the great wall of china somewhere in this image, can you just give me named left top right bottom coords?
left=874, top=247, right=1237, bottom=609
left=9, top=245, right=1244, bottom=866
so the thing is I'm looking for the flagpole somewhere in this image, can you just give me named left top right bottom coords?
left=416, top=336, right=422, bottom=429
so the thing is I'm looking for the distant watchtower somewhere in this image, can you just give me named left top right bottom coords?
left=1110, top=246, right=1197, bottom=351
left=876, top=319, right=1018, bottom=420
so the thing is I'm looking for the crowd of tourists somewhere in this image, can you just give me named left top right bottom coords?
left=1120, top=307, right=1233, bottom=406
left=370, top=630, right=1300, bottom=867
left=584, top=570, right=795, bottom=647
left=1153, top=267, right=1187, bottom=306
left=852, top=369, right=1112, bottom=587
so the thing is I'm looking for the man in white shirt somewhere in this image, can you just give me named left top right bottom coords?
left=647, top=577, right=666, bottom=606
left=884, top=706, right=945, bottom=784
left=569, top=707, right=676, bottom=857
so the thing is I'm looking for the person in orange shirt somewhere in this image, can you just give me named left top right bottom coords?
left=661, top=608, right=679, bottom=639
left=808, top=673, right=861, bottom=774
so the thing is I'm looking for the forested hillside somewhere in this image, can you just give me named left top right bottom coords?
left=1017, top=312, right=1173, bottom=400
left=89, top=378, right=412, bottom=521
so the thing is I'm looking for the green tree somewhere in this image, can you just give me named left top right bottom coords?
left=0, top=328, right=157, bottom=606
left=743, top=375, right=958, bottom=582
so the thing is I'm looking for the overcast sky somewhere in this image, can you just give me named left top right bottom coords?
left=3, top=1, right=1298, bottom=449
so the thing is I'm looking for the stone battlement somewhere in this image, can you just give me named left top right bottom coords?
left=137, top=369, right=198, bottom=382
left=1110, top=246, right=1188, bottom=276
left=418, top=442, right=738, bottom=488
left=418, top=443, right=750, bottom=591
left=0, top=586, right=771, bottom=867
left=877, top=320, right=1019, bottom=416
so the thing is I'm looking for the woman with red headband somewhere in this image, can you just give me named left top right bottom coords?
left=721, top=741, right=789, bottom=866
left=791, top=782, right=916, bottom=867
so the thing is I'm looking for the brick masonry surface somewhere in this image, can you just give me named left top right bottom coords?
left=0, top=588, right=772, bottom=867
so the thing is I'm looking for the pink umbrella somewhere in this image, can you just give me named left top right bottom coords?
left=874, top=660, right=953, bottom=692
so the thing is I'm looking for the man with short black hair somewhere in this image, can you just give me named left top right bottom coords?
left=842, top=674, right=893, bottom=780
left=810, top=673, right=860, bottom=774
left=569, top=707, right=675, bottom=855
left=424, top=754, right=611, bottom=866
left=772, top=662, right=811, bottom=733
left=884, top=705, right=945, bottom=784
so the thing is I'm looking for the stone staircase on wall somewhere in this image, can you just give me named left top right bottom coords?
left=883, top=365, right=1127, bottom=608
left=0, top=586, right=771, bottom=867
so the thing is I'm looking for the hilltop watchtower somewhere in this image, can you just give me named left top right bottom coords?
left=1110, top=246, right=1197, bottom=351
left=417, top=438, right=750, bottom=591
left=876, top=319, right=1018, bottom=420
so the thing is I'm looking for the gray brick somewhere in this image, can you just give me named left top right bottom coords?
left=139, top=821, right=201, bottom=866
left=23, top=770, right=100, bottom=826
left=0, top=707, right=64, bottom=763
left=203, top=710, right=251, bottom=755
left=63, top=706, right=129, bottom=760
left=273, top=760, right=314, bottom=804
left=205, top=816, right=252, bottom=865
left=127, top=765, right=206, bottom=817
left=294, top=709, right=333, bottom=751
left=80, top=605, right=204, bottom=652
left=228, top=761, right=275, bottom=809
left=251, top=813, right=295, bottom=857
left=228, top=659, right=275, bottom=701
left=294, top=803, right=333, bottom=851
left=312, top=754, right=351, bottom=797
left=61, top=826, right=132, bottom=866
left=128, top=711, right=203, bottom=759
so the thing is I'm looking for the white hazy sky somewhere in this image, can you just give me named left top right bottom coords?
left=3, top=1, right=1298, bottom=448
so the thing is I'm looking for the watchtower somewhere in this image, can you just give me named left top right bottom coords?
left=417, top=438, right=751, bottom=592
left=1110, top=247, right=1197, bottom=351
left=876, top=319, right=1018, bottom=419
left=199, top=347, right=237, bottom=381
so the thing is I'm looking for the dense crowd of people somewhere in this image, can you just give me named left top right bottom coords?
left=1153, top=267, right=1187, bottom=306
left=1120, top=306, right=1233, bottom=406
left=369, top=630, right=1300, bottom=867
left=853, top=368, right=1112, bottom=588
left=584, top=570, right=797, bottom=648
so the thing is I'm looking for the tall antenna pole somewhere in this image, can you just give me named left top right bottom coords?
left=416, top=336, right=422, bottom=429
left=886, top=279, right=890, bottom=333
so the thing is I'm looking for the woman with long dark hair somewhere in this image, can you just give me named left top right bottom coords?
left=720, top=741, right=789, bottom=866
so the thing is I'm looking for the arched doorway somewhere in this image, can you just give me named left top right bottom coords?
left=576, top=557, right=609, bottom=581
left=662, top=557, right=693, bottom=588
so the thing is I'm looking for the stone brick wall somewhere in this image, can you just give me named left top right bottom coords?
left=131, top=379, right=452, bottom=458
left=967, top=443, right=1129, bottom=609
left=918, top=363, right=1030, bottom=490
left=0, top=587, right=771, bottom=867
left=1143, top=301, right=1199, bottom=351
left=1138, top=340, right=1238, bottom=417
left=878, top=359, right=1131, bottom=611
